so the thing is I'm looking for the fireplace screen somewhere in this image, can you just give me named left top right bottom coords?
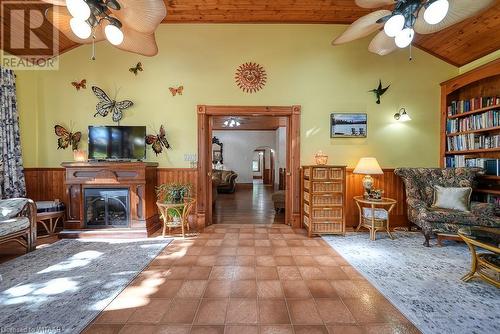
left=84, top=188, right=130, bottom=228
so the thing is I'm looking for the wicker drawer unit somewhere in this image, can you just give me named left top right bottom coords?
left=301, top=165, right=346, bottom=237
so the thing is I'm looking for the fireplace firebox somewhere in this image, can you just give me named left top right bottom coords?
left=84, top=188, right=130, bottom=228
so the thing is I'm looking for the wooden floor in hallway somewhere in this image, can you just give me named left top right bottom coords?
left=213, top=183, right=284, bottom=225
left=84, top=224, right=420, bottom=334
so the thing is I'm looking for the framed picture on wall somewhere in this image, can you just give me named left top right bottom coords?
left=330, top=113, right=367, bottom=138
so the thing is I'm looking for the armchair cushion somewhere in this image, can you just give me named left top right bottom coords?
left=0, top=217, right=30, bottom=237
left=0, top=198, right=29, bottom=220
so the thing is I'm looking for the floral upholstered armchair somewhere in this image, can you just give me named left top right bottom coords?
left=394, top=168, right=500, bottom=247
left=0, top=198, right=37, bottom=252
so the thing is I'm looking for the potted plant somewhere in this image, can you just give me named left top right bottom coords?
left=156, top=183, right=192, bottom=224
left=156, top=182, right=192, bottom=204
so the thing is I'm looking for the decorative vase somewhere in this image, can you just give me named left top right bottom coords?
left=314, top=151, right=328, bottom=165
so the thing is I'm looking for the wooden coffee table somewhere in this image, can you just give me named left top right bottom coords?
left=458, top=227, right=500, bottom=288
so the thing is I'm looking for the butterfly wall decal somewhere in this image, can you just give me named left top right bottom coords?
left=92, top=86, right=134, bottom=123
left=71, top=79, right=87, bottom=91
left=54, top=125, right=82, bottom=150
left=169, top=86, right=184, bottom=96
left=129, top=62, right=143, bottom=76
left=146, top=125, right=171, bottom=155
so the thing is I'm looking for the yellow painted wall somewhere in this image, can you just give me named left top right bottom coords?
left=14, top=24, right=458, bottom=168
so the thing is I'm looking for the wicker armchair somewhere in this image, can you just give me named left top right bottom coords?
left=0, top=198, right=37, bottom=252
left=395, top=168, right=500, bottom=247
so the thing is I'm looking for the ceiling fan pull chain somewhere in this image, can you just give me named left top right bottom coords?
left=91, top=33, right=96, bottom=61
left=409, top=43, right=413, bottom=62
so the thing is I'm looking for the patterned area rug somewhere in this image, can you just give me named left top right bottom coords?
left=323, top=232, right=500, bottom=334
left=0, top=238, right=172, bottom=334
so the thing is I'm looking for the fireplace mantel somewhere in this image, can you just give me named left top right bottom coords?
left=61, top=161, right=159, bottom=236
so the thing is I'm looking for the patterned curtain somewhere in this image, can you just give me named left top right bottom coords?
left=0, top=67, right=26, bottom=198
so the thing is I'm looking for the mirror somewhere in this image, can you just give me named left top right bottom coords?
left=212, top=137, right=223, bottom=164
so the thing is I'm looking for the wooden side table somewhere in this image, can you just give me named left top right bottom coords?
left=354, top=196, right=397, bottom=241
left=156, top=198, right=196, bottom=238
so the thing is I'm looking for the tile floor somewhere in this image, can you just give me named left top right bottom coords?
left=84, top=224, right=420, bottom=334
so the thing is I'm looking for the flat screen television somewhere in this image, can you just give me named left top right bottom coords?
left=88, top=126, right=146, bottom=161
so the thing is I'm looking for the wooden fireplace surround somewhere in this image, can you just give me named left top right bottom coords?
left=61, top=162, right=159, bottom=235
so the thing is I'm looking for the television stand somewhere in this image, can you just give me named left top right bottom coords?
left=60, top=161, right=159, bottom=237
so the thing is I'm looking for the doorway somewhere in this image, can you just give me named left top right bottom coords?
left=197, top=105, right=301, bottom=228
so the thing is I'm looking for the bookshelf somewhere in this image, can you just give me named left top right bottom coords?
left=440, top=59, right=500, bottom=204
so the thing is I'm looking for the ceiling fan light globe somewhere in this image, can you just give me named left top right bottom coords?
left=105, top=24, right=124, bottom=45
left=395, top=28, right=414, bottom=48
left=423, top=0, right=449, bottom=25
left=69, top=17, right=91, bottom=39
left=66, top=0, right=91, bottom=21
left=383, top=14, right=405, bottom=37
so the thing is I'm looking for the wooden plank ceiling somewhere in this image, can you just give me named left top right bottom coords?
left=2, top=1, right=499, bottom=67
left=213, top=116, right=286, bottom=131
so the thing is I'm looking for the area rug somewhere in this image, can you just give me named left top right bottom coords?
left=0, top=238, right=172, bottom=334
left=323, top=232, right=500, bottom=334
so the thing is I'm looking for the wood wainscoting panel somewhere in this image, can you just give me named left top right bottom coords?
left=345, top=169, right=408, bottom=229
left=24, top=168, right=67, bottom=203
left=25, top=167, right=408, bottom=229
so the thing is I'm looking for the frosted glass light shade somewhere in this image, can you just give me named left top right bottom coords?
left=69, top=18, right=91, bottom=39
left=424, top=0, right=449, bottom=25
left=395, top=28, right=414, bottom=48
left=66, top=0, right=91, bottom=21
left=353, top=157, right=384, bottom=175
left=105, top=24, right=124, bottom=45
left=384, top=14, right=405, bottom=37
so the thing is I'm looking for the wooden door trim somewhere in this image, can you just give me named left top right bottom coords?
left=197, top=105, right=301, bottom=228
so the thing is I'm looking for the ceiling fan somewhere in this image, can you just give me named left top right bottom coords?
left=42, top=0, right=167, bottom=57
left=332, top=0, right=496, bottom=56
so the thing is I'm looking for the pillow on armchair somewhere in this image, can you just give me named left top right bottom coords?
left=432, top=185, right=472, bottom=212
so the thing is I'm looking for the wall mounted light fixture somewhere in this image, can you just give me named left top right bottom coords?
left=394, top=108, right=411, bottom=122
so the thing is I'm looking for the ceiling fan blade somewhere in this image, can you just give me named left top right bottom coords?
left=110, top=0, right=167, bottom=34
left=368, top=30, right=397, bottom=55
left=355, top=0, right=396, bottom=9
left=111, top=24, right=159, bottom=56
left=414, top=0, right=496, bottom=34
left=332, top=10, right=391, bottom=45
left=45, top=6, right=105, bottom=44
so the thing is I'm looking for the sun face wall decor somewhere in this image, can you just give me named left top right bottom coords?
left=235, top=62, right=267, bottom=93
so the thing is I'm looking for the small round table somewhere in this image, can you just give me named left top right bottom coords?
left=354, top=196, right=397, bottom=241
left=156, top=198, right=196, bottom=238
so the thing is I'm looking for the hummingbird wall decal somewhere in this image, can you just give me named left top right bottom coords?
left=369, top=80, right=390, bottom=104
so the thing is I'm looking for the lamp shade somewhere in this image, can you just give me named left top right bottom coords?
left=353, top=157, right=383, bottom=175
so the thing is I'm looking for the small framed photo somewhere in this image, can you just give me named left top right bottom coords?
left=331, top=113, right=367, bottom=138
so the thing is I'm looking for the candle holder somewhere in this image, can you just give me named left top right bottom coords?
left=73, top=149, right=87, bottom=162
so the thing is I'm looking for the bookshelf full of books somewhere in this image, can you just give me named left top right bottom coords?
left=440, top=60, right=500, bottom=204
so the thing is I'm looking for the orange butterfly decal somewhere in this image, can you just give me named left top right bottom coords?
left=169, top=86, right=184, bottom=96
left=71, top=79, right=87, bottom=91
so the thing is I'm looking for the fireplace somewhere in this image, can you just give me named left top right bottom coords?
left=84, top=188, right=130, bottom=228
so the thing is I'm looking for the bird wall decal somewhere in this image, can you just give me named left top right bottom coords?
left=369, top=80, right=390, bottom=104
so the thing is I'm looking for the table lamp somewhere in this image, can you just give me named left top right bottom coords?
left=353, top=157, right=383, bottom=198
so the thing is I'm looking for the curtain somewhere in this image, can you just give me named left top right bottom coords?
left=0, top=67, right=26, bottom=198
